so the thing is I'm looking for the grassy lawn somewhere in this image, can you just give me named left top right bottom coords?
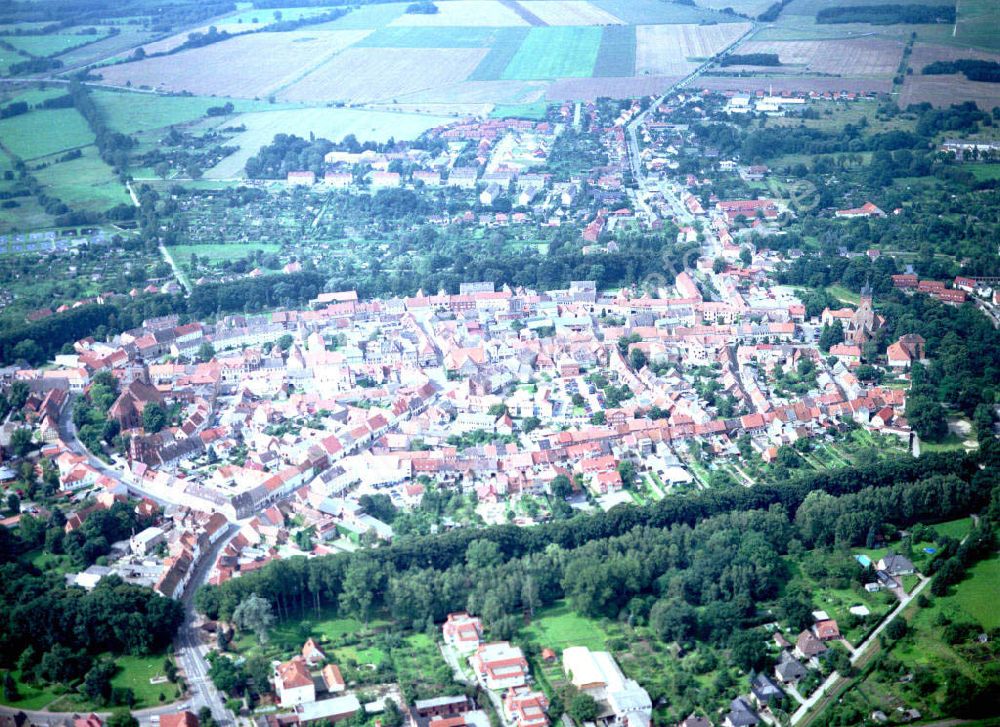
left=919, top=433, right=970, bottom=453
left=112, top=653, right=176, bottom=708
left=936, top=555, right=1000, bottom=631
left=490, top=102, right=549, bottom=120
left=25, top=548, right=77, bottom=575
left=0, top=671, right=64, bottom=710
left=2, top=654, right=174, bottom=712
left=826, top=284, right=860, bottom=305
left=520, top=600, right=611, bottom=652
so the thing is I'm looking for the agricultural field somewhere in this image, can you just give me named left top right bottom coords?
left=545, top=74, right=674, bottom=100
left=593, top=0, right=739, bottom=25
left=729, top=38, right=904, bottom=76
left=636, top=22, right=750, bottom=76
left=390, top=0, right=529, bottom=27
left=1, top=31, right=106, bottom=57
left=518, top=1, right=625, bottom=26
left=279, top=46, right=488, bottom=103
left=502, top=26, right=603, bottom=80
left=32, top=147, right=131, bottom=213
left=311, top=3, right=408, bottom=30
left=0, top=107, right=93, bottom=161
left=467, top=27, right=531, bottom=81
left=200, top=107, right=453, bottom=179
left=92, top=90, right=282, bottom=134
left=694, top=0, right=775, bottom=16
left=354, top=25, right=502, bottom=48
left=592, top=24, right=635, bottom=77
left=954, top=0, right=1000, bottom=51
left=97, top=31, right=372, bottom=98
left=899, top=72, right=1000, bottom=109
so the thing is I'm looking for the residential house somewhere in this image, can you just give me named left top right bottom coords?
left=274, top=656, right=316, bottom=706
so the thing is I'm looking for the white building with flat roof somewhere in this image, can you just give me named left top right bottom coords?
left=562, top=647, right=651, bottom=727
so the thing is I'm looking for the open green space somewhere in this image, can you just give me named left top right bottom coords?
left=490, top=101, right=548, bottom=120
left=967, top=162, right=1000, bottom=181
left=502, top=26, right=602, bottom=80
left=1, top=32, right=106, bottom=57
left=92, top=90, right=280, bottom=135
left=0, top=87, right=67, bottom=108
left=519, top=600, right=612, bottom=651
left=934, top=555, right=1000, bottom=631
left=919, top=433, right=971, bottom=453
left=33, top=146, right=131, bottom=211
left=954, top=0, right=1000, bottom=51
left=0, top=108, right=93, bottom=160
left=110, top=653, right=176, bottom=708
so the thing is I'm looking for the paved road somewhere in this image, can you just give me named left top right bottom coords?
left=790, top=575, right=930, bottom=725
left=58, top=395, right=170, bottom=507
left=172, top=525, right=241, bottom=727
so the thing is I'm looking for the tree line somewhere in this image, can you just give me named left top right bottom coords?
left=194, top=452, right=982, bottom=626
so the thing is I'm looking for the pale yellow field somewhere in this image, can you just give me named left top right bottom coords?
left=518, top=1, right=624, bottom=25
left=390, top=0, right=528, bottom=26
left=735, top=38, right=904, bottom=76
left=277, top=46, right=490, bottom=103
left=98, top=31, right=371, bottom=97
left=635, top=23, right=750, bottom=75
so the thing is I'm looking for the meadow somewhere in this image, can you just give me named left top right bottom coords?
left=33, top=148, right=131, bottom=212
left=91, top=90, right=283, bottom=135
left=0, top=108, right=93, bottom=160
left=1, top=31, right=106, bottom=57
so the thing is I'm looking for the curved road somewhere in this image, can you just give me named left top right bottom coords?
left=0, top=399, right=242, bottom=726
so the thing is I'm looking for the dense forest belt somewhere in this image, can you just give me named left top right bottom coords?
left=196, top=450, right=992, bottom=623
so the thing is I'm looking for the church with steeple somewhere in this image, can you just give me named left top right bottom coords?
left=820, top=282, right=885, bottom=345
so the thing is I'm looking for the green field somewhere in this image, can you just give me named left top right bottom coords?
left=33, top=147, right=131, bottom=211
left=826, top=284, right=861, bottom=305
left=490, top=101, right=548, bottom=119
left=502, top=26, right=602, bottom=80
left=955, top=0, right=1000, bottom=50
left=110, top=653, right=175, bottom=708
left=467, top=26, right=530, bottom=81
left=936, top=555, right=1000, bottom=630
left=0, top=87, right=67, bottom=108
left=593, top=24, right=635, bottom=77
left=0, top=107, right=93, bottom=160
left=967, top=162, right=1000, bottom=181
left=519, top=600, right=611, bottom=651
left=313, top=2, right=407, bottom=30
left=355, top=25, right=500, bottom=48
left=92, top=90, right=280, bottom=134
left=1, top=32, right=103, bottom=57
left=593, top=0, right=735, bottom=24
